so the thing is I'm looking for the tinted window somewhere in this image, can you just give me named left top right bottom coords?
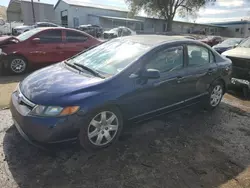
left=146, top=46, right=184, bottom=73
left=66, top=31, right=88, bottom=42
left=38, top=30, right=62, bottom=43
left=37, top=23, right=48, bottom=27
left=187, top=45, right=210, bottom=66
left=122, top=28, right=131, bottom=36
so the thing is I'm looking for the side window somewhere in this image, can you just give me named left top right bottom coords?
left=37, top=23, right=48, bottom=27
left=146, top=46, right=184, bottom=73
left=66, top=31, right=88, bottom=42
left=123, top=28, right=131, bottom=36
left=38, top=30, right=62, bottom=43
left=187, top=45, right=210, bottom=67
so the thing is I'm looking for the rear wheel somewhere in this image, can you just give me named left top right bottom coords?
left=79, top=107, right=123, bottom=151
left=204, top=81, right=224, bottom=110
left=8, top=56, right=28, bottom=74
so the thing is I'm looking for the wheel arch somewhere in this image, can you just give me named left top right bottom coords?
left=4, top=53, right=29, bottom=73
left=211, top=77, right=226, bottom=94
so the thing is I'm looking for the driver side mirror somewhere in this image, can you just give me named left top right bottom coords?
left=141, top=69, right=160, bottom=79
left=32, top=38, right=40, bottom=44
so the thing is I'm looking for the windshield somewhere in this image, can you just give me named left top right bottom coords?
left=16, top=28, right=44, bottom=41
left=68, top=39, right=149, bottom=76
left=238, top=38, right=250, bottom=48
left=221, top=38, right=242, bottom=45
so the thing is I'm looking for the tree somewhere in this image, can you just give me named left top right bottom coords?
left=125, top=0, right=215, bottom=31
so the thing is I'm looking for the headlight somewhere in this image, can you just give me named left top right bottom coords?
left=30, top=105, right=79, bottom=116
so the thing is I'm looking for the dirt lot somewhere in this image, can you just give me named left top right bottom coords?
left=0, top=75, right=250, bottom=188
left=0, top=74, right=27, bottom=109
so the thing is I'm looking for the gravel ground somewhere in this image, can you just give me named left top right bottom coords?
left=0, top=98, right=250, bottom=188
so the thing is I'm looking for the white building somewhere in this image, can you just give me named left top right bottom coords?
left=54, top=0, right=226, bottom=35
left=7, top=0, right=56, bottom=25
left=212, top=21, right=250, bottom=38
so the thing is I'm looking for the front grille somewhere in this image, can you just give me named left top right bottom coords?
left=16, top=86, right=36, bottom=109
left=226, top=56, right=250, bottom=80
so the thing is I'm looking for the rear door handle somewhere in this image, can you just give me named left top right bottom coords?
left=177, top=76, right=183, bottom=84
left=207, top=68, right=215, bottom=75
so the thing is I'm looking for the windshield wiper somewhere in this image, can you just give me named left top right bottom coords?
left=73, top=63, right=105, bottom=78
left=64, top=60, right=84, bottom=73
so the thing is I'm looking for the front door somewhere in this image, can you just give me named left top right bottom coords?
left=28, top=29, right=64, bottom=64
left=123, top=45, right=190, bottom=120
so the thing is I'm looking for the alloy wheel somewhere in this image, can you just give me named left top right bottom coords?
left=10, top=58, right=26, bottom=73
left=210, top=85, right=223, bottom=107
left=87, top=111, right=119, bottom=146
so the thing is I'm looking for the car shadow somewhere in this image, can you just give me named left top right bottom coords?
left=3, top=103, right=250, bottom=188
left=0, top=74, right=27, bottom=84
left=228, top=89, right=250, bottom=100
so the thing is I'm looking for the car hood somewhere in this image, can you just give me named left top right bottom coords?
left=222, top=47, right=250, bottom=59
left=213, top=44, right=232, bottom=49
left=20, top=63, right=104, bottom=106
left=0, top=36, right=19, bottom=45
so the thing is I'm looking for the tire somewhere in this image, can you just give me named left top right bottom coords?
left=8, top=55, right=28, bottom=74
left=78, top=106, right=123, bottom=151
left=204, top=81, right=224, bottom=110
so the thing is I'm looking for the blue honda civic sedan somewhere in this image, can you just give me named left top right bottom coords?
left=10, top=35, right=232, bottom=150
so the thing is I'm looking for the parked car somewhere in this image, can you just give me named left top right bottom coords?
left=0, top=27, right=101, bottom=74
left=174, top=35, right=196, bottom=40
left=103, top=26, right=136, bottom=39
left=222, top=37, right=250, bottom=96
left=10, top=35, right=232, bottom=150
left=12, top=22, right=60, bottom=35
left=213, top=38, right=243, bottom=54
left=12, top=25, right=35, bottom=36
left=200, top=36, right=223, bottom=47
left=78, top=24, right=103, bottom=38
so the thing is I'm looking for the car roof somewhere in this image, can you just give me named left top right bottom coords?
left=121, top=35, right=192, bottom=46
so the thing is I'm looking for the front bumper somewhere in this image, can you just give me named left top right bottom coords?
left=10, top=91, right=81, bottom=144
left=230, top=78, right=250, bottom=89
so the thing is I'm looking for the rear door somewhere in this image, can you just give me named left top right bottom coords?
left=184, top=44, right=219, bottom=98
left=63, top=30, right=92, bottom=59
left=28, top=29, right=64, bottom=64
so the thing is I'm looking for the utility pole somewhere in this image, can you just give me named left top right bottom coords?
left=31, top=0, right=36, bottom=24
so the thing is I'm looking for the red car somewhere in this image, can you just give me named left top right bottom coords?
left=199, top=36, right=223, bottom=47
left=0, top=27, right=101, bottom=74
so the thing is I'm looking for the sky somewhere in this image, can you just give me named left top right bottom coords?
left=1, top=0, right=250, bottom=23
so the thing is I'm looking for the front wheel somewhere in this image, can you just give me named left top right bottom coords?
left=79, top=107, right=123, bottom=151
left=8, top=56, right=28, bottom=74
left=204, top=81, right=224, bottom=110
